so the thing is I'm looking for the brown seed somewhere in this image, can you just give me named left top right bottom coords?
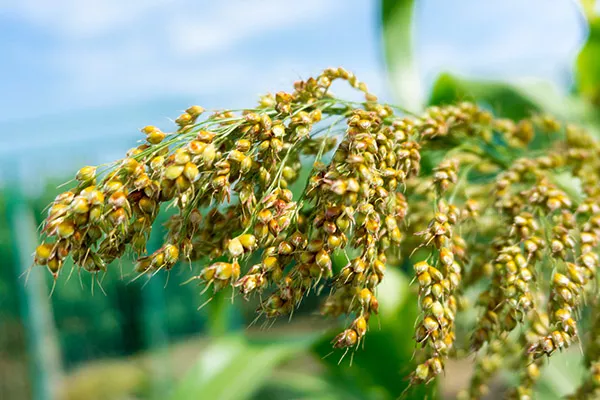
left=228, top=237, right=244, bottom=258
left=165, top=165, right=185, bottom=180
left=315, top=249, right=332, bottom=271
left=307, top=239, right=324, bottom=252
left=262, top=256, right=279, bottom=271
left=176, top=113, right=193, bottom=127
left=423, top=316, right=439, bottom=332
left=353, top=316, right=368, bottom=337
left=197, top=130, right=216, bottom=143
left=147, top=131, right=166, bottom=144
left=164, top=245, right=179, bottom=265
left=333, top=329, right=358, bottom=348
left=71, top=196, right=90, bottom=214
left=35, top=243, right=54, bottom=265
left=202, top=144, right=216, bottom=166
left=76, top=166, right=96, bottom=182
left=238, top=234, right=256, bottom=250
left=278, top=241, right=294, bottom=255
left=186, top=105, right=205, bottom=117
left=183, top=162, right=200, bottom=182
left=418, top=271, right=432, bottom=287
left=47, top=257, right=62, bottom=275
left=57, top=221, right=75, bottom=238
left=214, top=262, right=233, bottom=280
left=141, top=125, right=158, bottom=134
left=327, top=234, right=342, bottom=249
left=188, top=140, right=207, bottom=155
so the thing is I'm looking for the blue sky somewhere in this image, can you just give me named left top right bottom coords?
left=0, top=0, right=588, bottom=186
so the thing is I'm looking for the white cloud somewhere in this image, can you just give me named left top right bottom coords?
left=0, top=0, right=347, bottom=112
left=0, top=0, right=174, bottom=37
left=167, top=0, right=340, bottom=56
left=0, top=0, right=586, bottom=121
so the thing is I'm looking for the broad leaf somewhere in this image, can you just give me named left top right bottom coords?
left=381, top=0, right=423, bottom=111
left=576, top=16, right=600, bottom=106
left=170, top=334, right=316, bottom=400
left=254, top=370, right=364, bottom=400
left=429, top=73, right=541, bottom=120
left=576, top=0, right=597, bottom=20
left=429, top=73, right=600, bottom=137
left=503, top=349, right=585, bottom=399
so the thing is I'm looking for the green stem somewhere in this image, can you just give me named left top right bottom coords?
left=6, top=185, right=62, bottom=400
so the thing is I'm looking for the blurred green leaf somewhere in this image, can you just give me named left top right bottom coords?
left=537, top=350, right=586, bottom=398
left=206, top=289, right=241, bottom=336
left=6, top=187, right=63, bottom=400
left=312, top=270, right=435, bottom=399
left=375, top=267, right=409, bottom=319
left=429, top=73, right=600, bottom=137
left=381, top=0, right=423, bottom=111
left=577, top=16, right=600, bottom=105
left=429, top=73, right=541, bottom=120
left=577, top=0, right=597, bottom=20
left=255, top=370, right=364, bottom=400
left=551, top=171, right=585, bottom=205
left=506, top=349, right=585, bottom=399
left=170, top=334, right=316, bottom=400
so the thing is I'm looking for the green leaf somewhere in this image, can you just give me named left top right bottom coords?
left=429, top=73, right=600, bottom=137
left=576, top=0, right=597, bottom=20
left=170, top=334, right=316, bottom=400
left=576, top=16, right=600, bottom=105
left=205, top=289, right=241, bottom=336
left=429, top=73, right=541, bottom=120
left=534, top=349, right=585, bottom=398
left=500, top=349, right=584, bottom=398
left=381, top=0, right=423, bottom=111
left=255, top=370, right=364, bottom=400
left=374, top=267, right=409, bottom=319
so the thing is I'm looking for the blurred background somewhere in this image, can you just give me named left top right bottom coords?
left=1, top=0, right=599, bottom=399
